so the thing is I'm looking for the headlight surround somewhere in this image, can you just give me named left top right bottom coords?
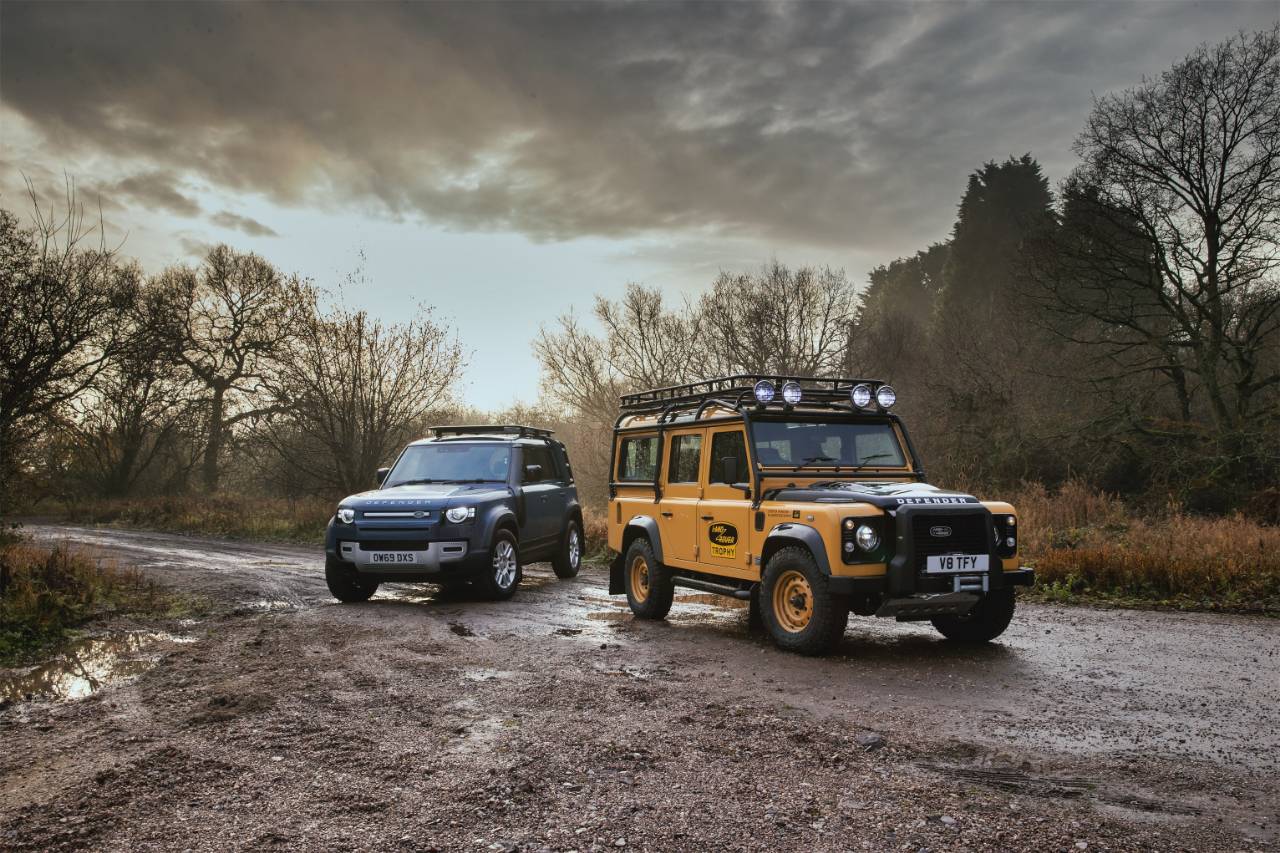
left=855, top=523, right=879, bottom=551
left=336, top=507, right=355, bottom=524
left=445, top=506, right=475, bottom=524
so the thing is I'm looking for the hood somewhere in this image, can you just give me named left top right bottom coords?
left=764, top=480, right=980, bottom=510
left=340, top=482, right=510, bottom=511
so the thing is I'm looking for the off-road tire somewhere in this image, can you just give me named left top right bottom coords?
left=325, top=555, right=378, bottom=603
left=623, top=537, right=674, bottom=620
left=760, top=547, right=849, bottom=656
left=477, top=529, right=522, bottom=601
left=931, top=589, right=1016, bottom=643
left=552, top=519, right=583, bottom=579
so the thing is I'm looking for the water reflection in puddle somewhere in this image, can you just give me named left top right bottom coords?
left=0, top=632, right=192, bottom=704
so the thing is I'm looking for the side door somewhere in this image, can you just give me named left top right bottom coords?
left=518, top=443, right=561, bottom=548
left=657, top=428, right=704, bottom=565
left=696, top=427, right=755, bottom=579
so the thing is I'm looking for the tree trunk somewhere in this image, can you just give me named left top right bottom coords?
left=202, top=386, right=226, bottom=493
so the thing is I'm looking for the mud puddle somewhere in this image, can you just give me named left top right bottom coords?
left=0, top=631, right=194, bottom=704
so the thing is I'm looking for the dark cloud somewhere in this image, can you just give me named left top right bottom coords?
left=109, top=171, right=200, bottom=217
left=2, top=1, right=1275, bottom=252
left=210, top=210, right=279, bottom=237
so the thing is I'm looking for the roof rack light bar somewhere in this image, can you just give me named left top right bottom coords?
left=431, top=424, right=554, bottom=438
left=618, top=374, right=886, bottom=413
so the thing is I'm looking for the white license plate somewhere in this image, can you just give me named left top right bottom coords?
left=369, top=552, right=419, bottom=565
left=926, top=554, right=989, bottom=573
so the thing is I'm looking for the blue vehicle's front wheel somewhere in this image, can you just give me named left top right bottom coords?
left=478, top=529, right=522, bottom=601
left=325, top=555, right=378, bottom=603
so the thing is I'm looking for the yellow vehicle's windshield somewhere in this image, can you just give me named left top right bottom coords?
left=752, top=421, right=906, bottom=469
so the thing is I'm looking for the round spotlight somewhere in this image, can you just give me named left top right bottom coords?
left=753, top=380, right=775, bottom=404
left=851, top=383, right=872, bottom=408
left=875, top=385, right=897, bottom=409
left=781, top=381, right=803, bottom=405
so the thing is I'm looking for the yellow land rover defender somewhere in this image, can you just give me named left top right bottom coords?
left=606, top=375, right=1034, bottom=655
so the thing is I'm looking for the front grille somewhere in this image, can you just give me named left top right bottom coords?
left=910, top=513, right=989, bottom=572
left=358, top=540, right=429, bottom=551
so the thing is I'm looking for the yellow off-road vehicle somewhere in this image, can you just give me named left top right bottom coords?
left=606, top=375, right=1034, bottom=655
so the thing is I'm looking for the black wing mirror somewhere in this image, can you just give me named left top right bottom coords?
left=524, top=464, right=544, bottom=482
left=375, top=467, right=390, bottom=486
left=720, top=456, right=738, bottom=485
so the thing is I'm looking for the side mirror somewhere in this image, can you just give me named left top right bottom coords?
left=375, top=467, right=390, bottom=486
left=524, top=464, right=544, bottom=482
left=720, top=456, right=738, bottom=485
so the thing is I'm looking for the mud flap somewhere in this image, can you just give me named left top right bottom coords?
left=608, top=552, right=624, bottom=595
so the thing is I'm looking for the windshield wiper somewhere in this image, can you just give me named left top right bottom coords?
left=444, top=478, right=504, bottom=484
left=388, top=478, right=444, bottom=486
left=793, top=455, right=836, bottom=472
left=847, top=452, right=895, bottom=475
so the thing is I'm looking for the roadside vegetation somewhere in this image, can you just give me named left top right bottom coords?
left=0, top=536, right=199, bottom=665
left=2, top=29, right=1277, bottom=619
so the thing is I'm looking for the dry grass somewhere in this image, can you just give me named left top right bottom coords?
left=0, top=542, right=191, bottom=663
left=49, top=495, right=334, bottom=544
left=1009, top=481, right=1280, bottom=612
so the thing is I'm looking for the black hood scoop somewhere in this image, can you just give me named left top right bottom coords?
left=765, top=480, right=980, bottom=510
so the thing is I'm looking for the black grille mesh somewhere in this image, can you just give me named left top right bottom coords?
left=910, top=513, right=989, bottom=571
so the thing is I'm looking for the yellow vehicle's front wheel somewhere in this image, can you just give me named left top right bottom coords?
left=761, top=547, right=849, bottom=656
left=623, top=537, right=673, bottom=620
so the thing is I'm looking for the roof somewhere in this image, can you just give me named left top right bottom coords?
left=616, top=374, right=892, bottom=425
left=409, top=425, right=555, bottom=445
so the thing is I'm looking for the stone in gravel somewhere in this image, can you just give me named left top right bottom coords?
left=940, top=815, right=956, bottom=825
left=854, top=732, right=886, bottom=751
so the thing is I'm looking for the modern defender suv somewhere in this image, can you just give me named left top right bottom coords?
left=325, top=425, right=584, bottom=602
left=606, top=376, right=1034, bottom=655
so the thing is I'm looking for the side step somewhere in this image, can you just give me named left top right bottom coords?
left=875, top=591, right=979, bottom=621
left=671, top=575, right=753, bottom=600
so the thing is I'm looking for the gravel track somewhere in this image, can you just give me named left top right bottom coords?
left=1, top=524, right=1276, bottom=851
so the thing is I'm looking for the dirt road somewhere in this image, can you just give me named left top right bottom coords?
left=2, top=525, right=1276, bottom=851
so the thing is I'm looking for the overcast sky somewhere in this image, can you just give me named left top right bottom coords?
left=2, top=1, right=1276, bottom=408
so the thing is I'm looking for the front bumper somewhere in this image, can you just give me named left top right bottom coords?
left=337, top=539, right=471, bottom=572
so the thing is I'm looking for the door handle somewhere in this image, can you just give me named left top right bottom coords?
left=660, top=512, right=673, bottom=518
left=700, top=515, right=714, bottom=521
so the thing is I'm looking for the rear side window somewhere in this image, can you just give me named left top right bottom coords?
left=667, top=433, right=702, bottom=483
left=708, top=430, right=748, bottom=484
left=522, top=444, right=557, bottom=482
left=617, top=435, right=658, bottom=481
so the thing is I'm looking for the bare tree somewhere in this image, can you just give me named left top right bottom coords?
left=0, top=188, right=138, bottom=508
left=265, top=290, right=466, bottom=496
left=700, top=262, right=858, bottom=376
left=152, top=245, right=310, bottom=491
left=1045, top=27, right=1280, bottom=431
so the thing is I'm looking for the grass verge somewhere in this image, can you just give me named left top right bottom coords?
left=0, top=540, right=202, bottom=665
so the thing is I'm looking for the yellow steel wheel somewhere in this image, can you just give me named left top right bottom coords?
left=772, top=569, right=814, bottom=633
left=629, top=554, right=651, bottom=604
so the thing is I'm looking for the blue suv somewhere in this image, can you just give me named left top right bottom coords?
left=324, top=425, right=584, bottom=602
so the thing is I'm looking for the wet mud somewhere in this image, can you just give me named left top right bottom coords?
left=0, top=523, right=1275, bottom=850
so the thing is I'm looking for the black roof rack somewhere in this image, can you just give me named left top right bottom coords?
left=431, top=424, right=554, bottom=438
left=618, top=374, right=887, bottom=415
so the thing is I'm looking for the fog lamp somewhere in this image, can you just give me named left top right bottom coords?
left=875, top=385, right=897, bottom=409
left=753, top=380, right=775, bottom=404
left=781, top=381, right=803, bottom=405
left=337, top=507, right=355, bottom=524
left=855, top=523, right=879, bottom=551
left=843, top=541, right=856, bottom=553
left=851, top=383, right=872, bottom=408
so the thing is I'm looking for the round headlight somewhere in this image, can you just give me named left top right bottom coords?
left=850, top=383, right=872, bottom=408
left=875, top=385, right=897, bottom=409
left=337, top=507, right=355, bottom=524
left=445, top=506, right=474, bottom=524
left=781, top=381, right=803, bottom=405
left=855, top=523, right=879, bottom=551
left=753, top=380, right=775, bottom=404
